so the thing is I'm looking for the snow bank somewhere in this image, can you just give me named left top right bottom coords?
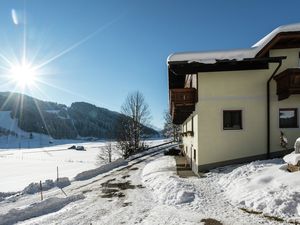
left=74, top=141, right=173, bottom=181
left=142, top=156, right=199, bottom=206
left=56, top=177, right=71, bottom=188
left=283, top=151, right=300, bottom=165
left=0, top=194, right=84, bottom=225
left=74, top=159, right=127, bottom=181
left=22, top=177, right=70, bottom=195
left=218, top=159, right=300, bottom=222
left=23, top=180, right=55, bottom=194
left=0, top=192, right=17, bottom=202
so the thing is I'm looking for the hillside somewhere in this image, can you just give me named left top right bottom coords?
left=0, top=92, right=159, bottom=139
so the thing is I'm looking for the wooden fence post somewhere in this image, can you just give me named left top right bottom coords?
left=40, top=180, right=43, bottom=201
left=57, top=166, right=59, bottom=182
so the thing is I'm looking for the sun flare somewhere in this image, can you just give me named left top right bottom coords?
left=10, top=63, right=37, bottom=87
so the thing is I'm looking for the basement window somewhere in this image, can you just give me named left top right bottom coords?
left=279, top=108, right=298, bottom=128
left=223, top=110, right=242, bottom=130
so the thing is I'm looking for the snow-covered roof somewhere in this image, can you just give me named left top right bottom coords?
left=252, top=23, right=300, bottom=47
left=167, top=48, right=257, bottom=64
left=168, top=23, right=300, bottom=64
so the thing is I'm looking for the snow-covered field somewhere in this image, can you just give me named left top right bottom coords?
left=0, top=139, right=167, bottom=192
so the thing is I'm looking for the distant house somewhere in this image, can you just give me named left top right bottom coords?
left=167, top=23, right=300, bottom=173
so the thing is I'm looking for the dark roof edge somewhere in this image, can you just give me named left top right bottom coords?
left=168, top=56, right=287, bottom=66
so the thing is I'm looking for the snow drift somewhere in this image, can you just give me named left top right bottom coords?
left=283, top=151, right=300, bottom=165
left=218, top=159, right=300, bottom=222
left=142, top=156, right=199, bottom=206
left=22, top=177, right=71, bottom=195
left=0, top=194, right=84, bottom=225
left=74, top=159, right=127, bottom=181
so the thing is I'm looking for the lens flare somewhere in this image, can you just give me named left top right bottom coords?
left=11, top=9, right=19, bottom=25
left=10, top=62, right=37, bottom=87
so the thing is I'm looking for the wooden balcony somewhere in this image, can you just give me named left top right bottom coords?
left=169, top=88, right=198, bottom=124
left=274, top=68, right=300, bottom=100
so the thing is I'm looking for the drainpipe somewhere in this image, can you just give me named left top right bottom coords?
left=267, top=61, right=283, bottom=159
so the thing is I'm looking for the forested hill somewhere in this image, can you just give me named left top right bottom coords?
left=0, top=92, right=159, bottom=139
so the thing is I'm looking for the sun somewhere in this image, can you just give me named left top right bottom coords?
left=10, top=62, right=37, bottom=87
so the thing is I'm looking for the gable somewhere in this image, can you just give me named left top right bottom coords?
left=256, top=31, right=300, bottom=58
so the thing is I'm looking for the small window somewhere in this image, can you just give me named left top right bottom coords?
left=279, top=108, right=298, bottom=128
left=223, top=110, right=242, bottom=130
left=193, top=149, right=196, bottom=160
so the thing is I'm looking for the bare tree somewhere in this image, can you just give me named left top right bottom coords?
left=162, top=111, right=181, bottom=142
left=96, top=142, right=113, bottom=165
left=116, top=91, right=151, bottom=158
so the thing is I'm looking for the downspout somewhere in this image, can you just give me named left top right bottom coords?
left=267, top=61, right=284, bottom=158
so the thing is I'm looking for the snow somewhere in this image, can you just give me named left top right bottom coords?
left=0, top=111, right=80, bottom=149
left=219, top=158, right=300, bottom=222
left=295, top=137, right=300, bottom=153
left=252, top=23, right=300, bottom=47
left=0, top=139, right=166, bottom=192
left=74, top=159, right=127, bottom=181
left=23, top=180, right=55, bottom=195
left=283, top=151, right=300, bottom=165
left=21, top=177, right=71, bottom=195
left=0, top=145, right=288, bottom=225
left=168, top=22, right=300, bottom=64
left=0, top=111, right=26, bottom=136
left=0, top=194, right=84, bottom=225
left=168, top=48, right=257, bottom=64
left=142, top=156, right=198, bottom=205
left=56, top=177, right=71, bottom=188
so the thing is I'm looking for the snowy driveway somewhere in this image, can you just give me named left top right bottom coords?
left=0, top=148, right=289, bottom=225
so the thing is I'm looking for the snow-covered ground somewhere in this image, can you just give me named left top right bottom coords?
left=0, top=145, right=291, bottom=225
left=219, top=156, right=300, bottom=223
left=0, top=139, right=167, bottom=192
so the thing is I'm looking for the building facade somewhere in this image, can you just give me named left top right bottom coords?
left=168, top=24, right=300, bottom=173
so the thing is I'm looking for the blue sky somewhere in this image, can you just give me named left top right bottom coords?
left=0, top=0, right=300, bottom=129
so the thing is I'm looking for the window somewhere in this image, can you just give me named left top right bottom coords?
left=279, top=108, right=298, bottom=128
left=223, top=110, right=242, bottom=130
left=193, top=149, right=196, bottom=160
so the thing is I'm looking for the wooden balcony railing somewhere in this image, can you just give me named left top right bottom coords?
left=274, top=68, right=300, bottom=100
left=170, top=88, right=198, bottom=106
left=169, top=88, right=198, bottom=124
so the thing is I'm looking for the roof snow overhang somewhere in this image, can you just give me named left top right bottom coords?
left=168, top=57, right=286, bottom=89
left=168, top=23, right=300, bottom=66
left=255, top=31, right=300, bottom=57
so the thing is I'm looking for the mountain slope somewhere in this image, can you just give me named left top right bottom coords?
left=0, top=92, right=159, bottom=139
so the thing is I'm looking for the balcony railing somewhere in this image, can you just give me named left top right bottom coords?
left=274, top=68, right=300, bottom=100
left=169, top=88, right=197, bottom=124
left=170, top=88, right=198, bottom=106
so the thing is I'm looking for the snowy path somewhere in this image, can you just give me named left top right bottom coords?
left=188, top=172, right=289, bottom=225
left=0, top=147, right=290, bottom=225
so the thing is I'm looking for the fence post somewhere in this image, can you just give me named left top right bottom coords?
left=40, top=180, right=43, bottom=201
left=57, top=166, right=59, bottom=182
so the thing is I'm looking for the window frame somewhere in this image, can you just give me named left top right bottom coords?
left=223, top=110, right=243, bottom=130
left=279, top=108, right=298, bottom=128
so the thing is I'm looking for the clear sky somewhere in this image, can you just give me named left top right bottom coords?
left=0, top=0, right=299, bottom=129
